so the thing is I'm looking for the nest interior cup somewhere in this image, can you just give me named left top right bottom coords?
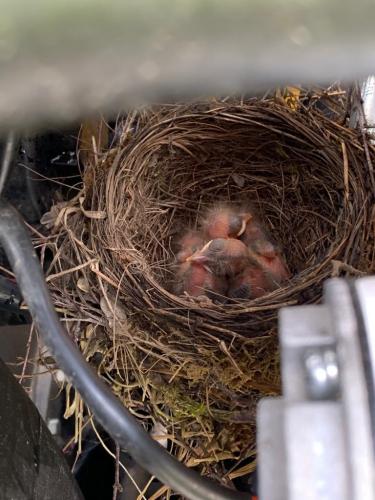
left=45, top=95, right=374, bottom=483
left=89, top=98, right=372, bottom=334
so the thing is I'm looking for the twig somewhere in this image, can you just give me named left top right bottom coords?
left=18, top=161, right=81, bottom=191
left=46, top=258, right=97, bottom=282
left=0, top=265, right=15, bottom=279
left=19, top=324, right=35, bottom=386
left=341, top=140, right=349, bottom=201
left=113, top=443, right=122, bottom=500
left=90, top=415, right=146, bottom=499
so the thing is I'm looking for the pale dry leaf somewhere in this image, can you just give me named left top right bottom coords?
left=80, top=325, right=108, bottom=361
left=231, top=173, right=245, bottom=188
left=79, top=196, right=106, bottom=220
left=64, top=383, right=79, bottom=419
left=79, top=324, right=95, bottom=351
left=100, top=293, right=128, bottom=328
left=40, top=201, right=69, bottom=229
left=186, top=452, right=235, bottom=466
left=150, top=422, right=168, bottom=449
left=77, top=276, right=90, bottom=293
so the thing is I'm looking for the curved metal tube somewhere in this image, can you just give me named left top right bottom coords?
left=0, top=200, right=247, bottom=500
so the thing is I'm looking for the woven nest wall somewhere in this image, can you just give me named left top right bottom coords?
left=42, top=95, right=375, bottom=484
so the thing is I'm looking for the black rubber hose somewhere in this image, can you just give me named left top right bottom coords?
left=0, top=201, right=248, bottom=500
left=21, top=136, right=42, bottom=220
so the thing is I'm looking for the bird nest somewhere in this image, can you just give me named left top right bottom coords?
left=41, top=92, right=375, bottom=489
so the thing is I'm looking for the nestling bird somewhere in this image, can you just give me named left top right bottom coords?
left=228, top=263, right=276, bottom=299
left=250, top=239, right=290, bottom=284
left=175, top=230, right=205, bottom=263
left=188, top=238, right=250, bottom=277
left=173, top=261, right=227, bottom=300
left=201, top=205, right=252, bottom=239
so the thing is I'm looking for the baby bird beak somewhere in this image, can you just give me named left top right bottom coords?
left=186, top=254, right=213, bottom=274
left=186, top=240, right=212, bottom=262
left=186, top=241, right=214, bottom=273
left=237, top=213, right=252, bottom=237
left=187, top=254, right=208, bottom=264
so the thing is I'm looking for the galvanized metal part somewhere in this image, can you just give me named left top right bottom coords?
left=360, top=77, right=375, bottom=140
left=350, top=76, right=375, bottom=142
left=258, top=277, right=375, bottom=500
left=1, top=0, right=375, bottom=131
left=304, top=347, right=340, bottom=401
left=353, top=277, right=375, bottom=448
